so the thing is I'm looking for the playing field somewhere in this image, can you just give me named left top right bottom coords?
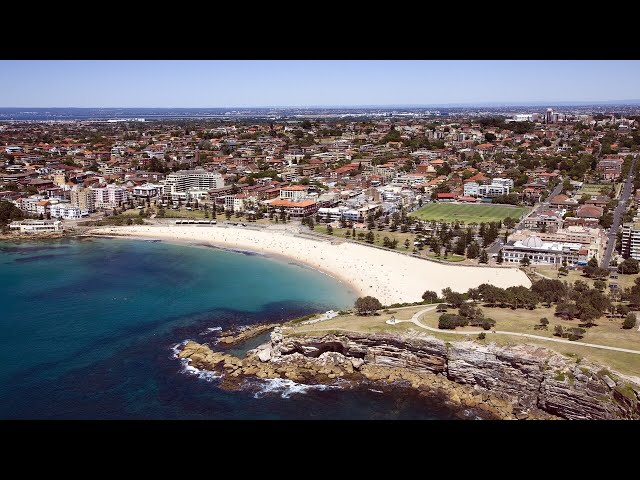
left=410, top=203, right=529, bottom=224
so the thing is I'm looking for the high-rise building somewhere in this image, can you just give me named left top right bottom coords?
left=70, top=186, right=95, bottom=214
left=164, top=169, right=224, bottom=193
left=545, top=108, right=553, bottom=124
left=622, top=222, right=640, bottom=260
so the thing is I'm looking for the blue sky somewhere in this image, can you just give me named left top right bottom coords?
left=1, top=60, right=639, bottom=107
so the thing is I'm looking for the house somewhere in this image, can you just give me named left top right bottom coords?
left=549, top=194, right=578, bottom=209
left=575, top=205, right=603, bottom=219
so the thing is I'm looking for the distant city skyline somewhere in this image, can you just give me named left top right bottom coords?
left=1, top=60, right=639, bottom=108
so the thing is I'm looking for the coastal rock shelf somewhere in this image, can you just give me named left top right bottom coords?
left=179, top=330, right=640, bottom=420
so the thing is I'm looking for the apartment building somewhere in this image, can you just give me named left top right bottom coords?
left=622, top=221, right=640, bottom=260
left=164, top=169, right=224, bottom=193
left=92, top=184, right=129, bottom=209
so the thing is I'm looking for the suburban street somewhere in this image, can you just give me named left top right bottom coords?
left=601, top=158, right=636, bottom=268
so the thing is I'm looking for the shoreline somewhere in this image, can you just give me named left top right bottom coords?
left=88, top=224, right=531, bottom=305
left=90, top=231, right=366, bottom=301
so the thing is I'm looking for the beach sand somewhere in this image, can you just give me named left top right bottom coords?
left=91, top=224, right=531, bottom=306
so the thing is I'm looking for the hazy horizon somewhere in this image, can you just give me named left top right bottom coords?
left=1, top=60, right=640, bottom=108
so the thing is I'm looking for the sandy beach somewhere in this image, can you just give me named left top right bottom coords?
left=90, top=224, right=531, bottom=306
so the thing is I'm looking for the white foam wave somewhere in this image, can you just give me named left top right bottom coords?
left=170, top=340, right=222, bottom=382
left=252, top=378, right=343, bottom=399
left=199, top=326, right=223, bottom=335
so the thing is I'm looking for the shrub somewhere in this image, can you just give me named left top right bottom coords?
left=438, top=313, right=469, bottom=330
left=478, top=332, right=486, bottom=340
left=623, top=312, right=637, bottom=329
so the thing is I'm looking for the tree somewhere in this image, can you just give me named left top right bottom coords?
left=307, top=217, right=315, bottom=230
left=479, top=249, right=489, bottom=264
left=540, top=317, right=549, bottom=328
left=496, top=249, right=504, bottom=264
left=365, top=231, right=375, bottom=243
left=354, top=296, right=382, bottom=316
left=554, top=325, right=564, bottom=337
left=623, top=312, right=637, bottom=329
left=520, top=255, right=531, bottom=267
left=467, top=287, right=482, bottom=304
left=466, top=241, right=480, bottom=259
left=442, top=287, right=466, bottom=308
left=618, top=257, right=639, bottom=274
left=593, top=279, right=606, bottom=291
left=422, top=290, right=439, bottom=303
left=326, top=224, right=333, bottom=235
left=404, top=238, right=410, bottom=249
left=583, top=256, right=599, bottom=277
left=617, top=304, right=630, bottom=317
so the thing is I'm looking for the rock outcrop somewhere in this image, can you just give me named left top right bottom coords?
left=178, top=329, right=640, bottom=420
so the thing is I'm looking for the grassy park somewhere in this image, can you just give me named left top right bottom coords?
left=410, top=202, right=529, bottom=224
left=288, top=304, right=640, bottom=377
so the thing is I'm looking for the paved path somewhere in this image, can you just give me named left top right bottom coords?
left=398, top=305, right=640, bottom=355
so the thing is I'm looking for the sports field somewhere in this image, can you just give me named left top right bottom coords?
left=410, top=203, right=529, bottom=224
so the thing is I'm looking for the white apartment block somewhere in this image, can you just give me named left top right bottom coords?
left=133, top=183, right=164, bottom=198
left=478, top=183, right=510, bottom=198
left=463, top=181, right=479, bottom=197
left=491, top=177, right=514, bottom=189
left=92, top=184, right=129, bottom=209
left=165, top=169, right=224, bottom=193
left=50, top=203, right=83, bottom=219
left=622, top=222, right=640, bottom=260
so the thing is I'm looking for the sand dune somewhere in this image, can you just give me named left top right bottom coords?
left=91, top=224, right=531, bottom=306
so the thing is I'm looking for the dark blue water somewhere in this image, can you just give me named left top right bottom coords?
left=0, top=238, right=465, bottom=419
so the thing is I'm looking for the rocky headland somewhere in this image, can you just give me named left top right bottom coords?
left=178, top=328, right=640, bottom=420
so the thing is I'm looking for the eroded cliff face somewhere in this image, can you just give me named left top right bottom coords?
left=178, top=329, right=640, bottom=420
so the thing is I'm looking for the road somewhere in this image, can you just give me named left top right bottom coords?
left=601, top=158, right=636, bottom=268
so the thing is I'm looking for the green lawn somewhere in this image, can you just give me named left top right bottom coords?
left=410, top=203, right=529, bottom=224
left=579, top=184, right=608, bottom=196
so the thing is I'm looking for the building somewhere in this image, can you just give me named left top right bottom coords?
left=225, top=194, right=248, bottom=212
left=575, top=205, right=604, bottom=219
left=164, top=169, right=224, bottom=193
left=509, top=226, right=605, bottom=264
left=596, top=157, right=624, bottom=181
left=622, top=222, right=640, bottom=260
left=50, top=203, right=83, bottom=219
left=463, top=181, right=479, bottom=197
left=279, top=185, right=308, bottom=202
left=491, top=177, right=514, bottom=189
left=133, top=183, right=164, bottom=199
left=477, top=183, right=510, bottom=198
left=521, top=211, right=564, bottom=232
left=70, top=186, right=95, bottom=214
left=501, top=235, right=586, bottom=265
left=267, top=199, right=318, bottom=217
left=92, top=184, right=129, bottom=209
left=9, top=220, right=63, bottom=233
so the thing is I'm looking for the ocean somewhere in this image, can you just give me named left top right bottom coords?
left=0, top=238, right=468, bottom=419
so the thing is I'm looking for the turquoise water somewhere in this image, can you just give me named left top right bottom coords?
left=0, top=238, right=467, bottom=419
